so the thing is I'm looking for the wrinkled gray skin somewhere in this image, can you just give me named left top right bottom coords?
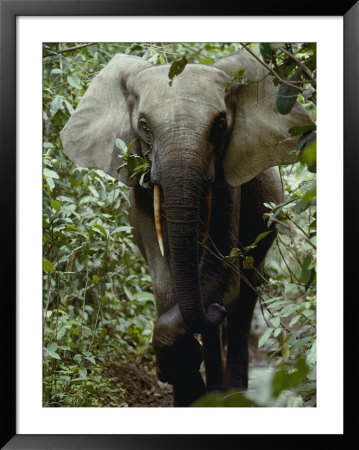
left=61, top=51, right=314, bottom=406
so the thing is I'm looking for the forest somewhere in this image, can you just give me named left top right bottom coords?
left=43, top=42, right=316, bottom=407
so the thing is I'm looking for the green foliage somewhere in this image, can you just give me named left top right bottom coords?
left=43, top=42, right=316, bottom=408
left=276, top=68, right=302, bottom=115
left=168, top=56, right=188, bottom=86
left=115, top=138, right=152, bottom=188
left=258, top=42, right=317, bottom=107
left=225, top=68, right=247, bottom=92
left=221, top=161, right=316, bottom=407
left=193, top=358, right=312, bottom=407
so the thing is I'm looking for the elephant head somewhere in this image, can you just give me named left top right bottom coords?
left=60, top=50, right=313, bottom=333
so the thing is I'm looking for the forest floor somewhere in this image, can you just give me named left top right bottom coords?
left=106, top=359, right=173, bottom=407
left=105, top=304, right=271, bottom=407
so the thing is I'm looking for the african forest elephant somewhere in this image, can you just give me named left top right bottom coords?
left=60, top=50, right=314, bottom=406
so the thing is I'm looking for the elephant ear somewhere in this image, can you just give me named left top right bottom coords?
left=60, top=54, right=152, bottom=185
left=214, top=51, right=315, bottom=187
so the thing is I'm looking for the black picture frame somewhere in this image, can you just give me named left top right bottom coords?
left=1, top=0, right=356, bottom=448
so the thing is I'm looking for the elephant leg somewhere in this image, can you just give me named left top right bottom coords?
left=223, top=168, right=282, bottom=390
left=153, top=304, right=206, bottom=407
left=202, top=328, right=224, bottom=392
left=223, top=282, right=257, bottom=390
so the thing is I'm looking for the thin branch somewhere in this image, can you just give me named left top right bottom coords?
left=78, top=264, right=89, bottom=345
left=276, top=238, right=300, bottom=283
left=201, top=233, right=292, bottom=332
left=203, top=235, right=272, bottom=312
left=287, top=217, right=317, bottom=250
left=277, top=234, right=303, bottom=266
left=181, top=43, right=216, bottom=62
left=240, top=43, right=317, bottom=106
left=240, top=43, right=305, bottom=93
left=43, top=43, right=96, bottom=58
left=279, top=47, right=315, bottom=81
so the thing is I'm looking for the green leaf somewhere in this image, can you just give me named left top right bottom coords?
left=299, top=135, right=316, bottom=172
left=244, top=231, right=271, bottom=253
left=306, top=340, right=316, bottom=365
left=260, top=43, right=273, bottom=63
left=91, top=224, right=108, bottom=237
left=280, top=303, right=298, bottom=318
left=64, top=99, right=75, bottom=115
left=48, top=351, right=61, bottom=360
left=57, top=326, right=68, bottom=340
left=289, top=124, right=316, bottom=136
left=258, top=327, right=273, bottom=348
left=88, top=185, right=99, bottom=198
left=270, top=316, right=280, bottom=328
left=272, top=358, right=309, bottom=397
left=222, top=392, right=258, bottom=407
left=115, top=138, right=128, bottom=155
left=254, top=230, right=271, bottom=245
left=226, top=68, right=247, bottom=92
left=67, top=74, right=82, bottom=90
left=47, top=342, right=58, bottom=352
left=50, top=200, right=62, bottom=211
left=43, top=258, right=55, bottom=273
left=289, top=315, right=301, bottom=328
left=242, top=256, right=254, bottom=270
left=43, top=142, right=54, bottom=149
left=43, top=168, right=59, bottom=179
left=301, top=254, right=313, bottom=285
left=50, top=68, right=62, bottom=75
left=78, top=368, right=87, bottom=378
left=127, top=155, right=148, bottom=171
left=83, top=352, right=96, bottom=364
left=50, top=96, right=63, bottom=116
left=168, top=56, right=188, bottom=84
left=85, top=355, right=96, bottom=364
left=192, top=390, right=258, bottom=407
left=276, top=69, right=301, bottom=115
left=47, top=342, right=61, bottom=360
left=123, top=285, right=133, bottom=301
left=133, top=291, right=155, bottom=304
left=273, top=327, right=282, bottom=338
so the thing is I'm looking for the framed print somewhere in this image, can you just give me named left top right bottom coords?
left=1, top=0, right=356, bottom=448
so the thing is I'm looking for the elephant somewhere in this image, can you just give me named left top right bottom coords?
left=60, top=49, right=314, bottom=406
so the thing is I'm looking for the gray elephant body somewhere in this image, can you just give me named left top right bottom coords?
left=130, top=167, right=281, bottom=405
left=61, top=50, right=313, bottom=406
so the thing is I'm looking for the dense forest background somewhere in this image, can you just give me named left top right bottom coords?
left=43, top=42, right=316, bottom=407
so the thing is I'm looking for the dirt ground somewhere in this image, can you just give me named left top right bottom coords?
left=106, top=360, right=173, bottom=407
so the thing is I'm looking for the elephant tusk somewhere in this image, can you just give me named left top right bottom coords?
left=154, top=184, right=164, bottom=257
left=201, top=186, right=212, bottom=247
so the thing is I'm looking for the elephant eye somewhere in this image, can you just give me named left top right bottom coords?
left=211, top=116, right=227, bottom=143
left=215, top=117, right=227, bottom=131
left=139, top=118, right=150, bottom=133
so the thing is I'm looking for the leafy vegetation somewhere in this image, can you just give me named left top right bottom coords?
left=43, top=43, right=316, bottom=407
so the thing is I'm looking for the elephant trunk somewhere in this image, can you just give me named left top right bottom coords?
left=159, top=167, right=226, bottom=333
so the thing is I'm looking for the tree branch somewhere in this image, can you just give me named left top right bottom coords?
left=279, top=47, right=315, bottom=81
left=43, top=43, right=96, bottom=58
left=240, top=43, right=305, bottom=93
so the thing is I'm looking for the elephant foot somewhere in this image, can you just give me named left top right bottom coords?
left=223, top=362, right=249, bottom=391
left=173, top=372, right=206, bottom=407
left=153, top=307, right=208, bottom=406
